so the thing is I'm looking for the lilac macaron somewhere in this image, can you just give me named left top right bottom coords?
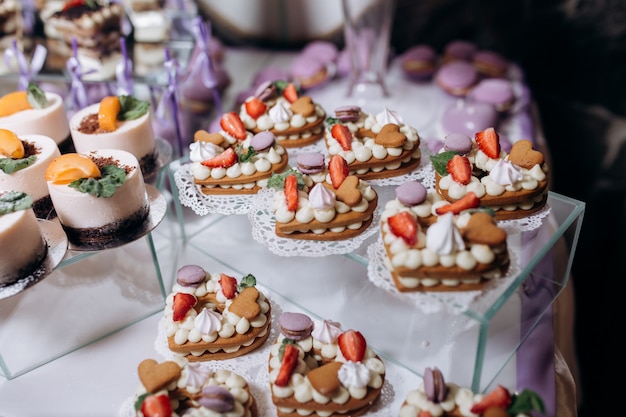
left=440, top=100, right=498, bottom=137
left=442, top=40, right=477, bottom=62
left=334, top=105, right=361, bottom=123
left=300, top=40, right=339, bottom=65
left=443, top=133, right=473, bottom=154
left=468, top=78, right=515, bottom=112
left=251, top=131, right=276, bottom=151
left=279, top=312, right=314, bottom=341
left=473, top=50, right=509, bottom=78
left=198, top=385, right=235, bottom=412
left=297, top=152, right=325, bottom=174
left=176, top=264, right=206, bottom=287
left=401, top=44, right=438, bottom=80
left=395, top=181, right=428, bottom=206
left=435, top=61, right=478, bottom=96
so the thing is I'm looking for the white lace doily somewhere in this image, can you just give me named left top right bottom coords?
left=366, top=237, right=521, bottom=315
left=173, top=163, right=258, bottom=216
left=248, top=188, right=381, bottom=257
left=497, top=204, right=552, bottom=232
left=118, top=293, right=419, bottom=417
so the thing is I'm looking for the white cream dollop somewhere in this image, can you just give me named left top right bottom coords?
left=489, top=159, right=523, bottom=185
left=189, top=141, right=224, bottom=163
left=182, top=362, right=212, bottom=390
left=375, top=107, right=403, bottom=126
left=338, top=361, right=371, bottom=388
left=194, top=308, right=222, bottom=335
left=308, top=183, right=336, bottom=210
left=426, top=212, right=465, bottom=255
left=269, top=101, right=293, bottom=124
left=311, top=319, right=342, bottom=344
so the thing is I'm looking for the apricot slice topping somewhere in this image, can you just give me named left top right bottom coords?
left=0, top=129, right=25, bottom=158
left=0, top=91, right=33, bottom=117
left=45, top=153, right=101, bottom=184
left=98, top=96, right=121, bottom=132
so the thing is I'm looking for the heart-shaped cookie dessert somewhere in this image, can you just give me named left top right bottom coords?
left=375, top=123, right=407, bottom=148
left=194, top=130, right=226, bottom=146
left=138, top=359, right=181, bottom=393
left=508, top=139, right=543, bottom=170
left=228, top=287, right=261, bottom=320
left=335, top=175, right=361, bottom=206
left=462, top=212, right=506, bottom=245
left=290, top=96, right=316, bottom=117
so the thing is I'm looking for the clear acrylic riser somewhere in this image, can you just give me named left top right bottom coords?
left=166, top=159, right=584, bottom=393
left=0, top=228, right=172, bottom=380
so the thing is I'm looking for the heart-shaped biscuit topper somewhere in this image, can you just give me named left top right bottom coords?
left=375, top=124, right=407, bottom=148
left=462, top=212, right=507, bottom=245
left=228, top=287, right=261, bottom=320
left=290, top=96, right=316, bottom=117
left=307, top=361, right=343, bottom=396
left=194, top=130, right=226, bottom=147
left=335, top=175, right=362, bottom=206
left=138, top=359, right=181, bottom=393
left=508, top=139, right=543, bottom=170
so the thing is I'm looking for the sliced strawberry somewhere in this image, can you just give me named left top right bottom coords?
left=62, top=0, right=85, bottom=11
left=200, top=147, right=237, bottom=168
left=329, top=155, right=349, bottom=189
left=418, top=411, right=433, bottom=417
left=475, top=127, right=501, bottom=159
left=446, top=154, right=472, bottom=185
left=435, top=192, right=480, bottom=215
left=338, top=329, right=367, bottom=362
left=172, top=292, right=196, bottom=322
left=219, top=273, right=238, bottom=299
left=283, top=83, right=299, bottom=103
left=387, top=211, right=418, bottom=246
left=284, top=173, right=298, bottom=211
left=140, top=393, right=172, bottom=417
left=244, top=97, right=266, bottom=119
left=220, top=112, right=247, bottom=140
left=470, top=385, right=512, bottom=414
left=275, top=343, right=299, bottom=387
left=331, top=123, right=353, bottom=151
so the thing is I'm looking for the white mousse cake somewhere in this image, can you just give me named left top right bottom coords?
left=69, top=95, right=158, bottom=178
left=0, top=129, right=61, bottom=219
left=0, top=85, right=71, bottom=150
left=0, top=191, right=47, bottom=286
left=45, top=149, right=150, bottom=246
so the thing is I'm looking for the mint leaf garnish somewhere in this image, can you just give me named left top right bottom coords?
left=238, top=273, right=257, bottom=290
left=0, top=191, right=33, bottom=214
left=0, top=155, right=36, bottom=174
left=26, top=82, right=48, bottom=109
left=267, top=169, right=305, bottom=190
left=429, top=150, right=458, bottom=176
left=325, top=116, right=339, bottom=126
left=68, top=164, right=126, bottom=198
left=117, top=95, right=149, bottom=120
left=278, top=338, right=296, bottom=361
left=508, top=389, right=546, bottom=414
left=237, top=145, right=257, bottom=163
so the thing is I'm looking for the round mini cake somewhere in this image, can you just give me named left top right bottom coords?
left=238, top=80, right=326, bottom=148
left=0, top=83, right=71, bottom=151
left=0, top=191, right=47, bottom=287
left=324, top=106, right=422, bottom=180
left=267, top=154, right=378, bottom=241
left=269, top=312, right=386, bottom=417
left=163, top=266, right=272, bottom=361
left=45, top=149, right=150, bottom=246
left=189, top=114, right=289, bottom=195
left=69, top=95, right=158, bottom=178
left=134, top=358, right=258, bottom=417
left=0, top=129, right=61, bottom=218
left=399, top=367, right=545, bottom=416
left=431, top=127, right=549, bottom=220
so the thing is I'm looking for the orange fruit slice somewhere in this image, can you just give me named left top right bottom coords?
left=0, top=91, right=33, bottom=117
left=98, top=96, right=121, bottom=132
left=45, top=153, right=101, bottom=184
left=0, top=128, right=25, bottom=158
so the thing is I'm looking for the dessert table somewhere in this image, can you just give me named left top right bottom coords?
left=0, top=47, right=583, bottom=417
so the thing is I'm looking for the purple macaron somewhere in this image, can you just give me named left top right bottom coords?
left=251, top=131, right=276, bottom=151
left=473, top=50, right=509, bottom=78
left=176, top=264, right=206, bottom=287
left=440, top=100, right=498, bottom=137
left=468, top=78, right=515, bottom=112
left=443, top=133, right=473, bottom=154
left=297, top=152, right=325, bottom=174
left=435, top=61, right=478, bottom=96
left=395, top=181, right=428, bottom=206
left=442, top=40, right=477, bottom=62
left=198, top=385, right=235, bottom=412
left=300, top=40, right=339, bottom=64
left=401, top=44, right=438, bottom=80
left=279, top=312, right=314, bottom=341
left=334, top=105, right=361, bottom=123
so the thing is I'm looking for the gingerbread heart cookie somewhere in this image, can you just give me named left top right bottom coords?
left=508, top=139, right=544, bottom=169
left=375, top=123, right=407, bottom=148
left=138, top=359, right=181, bottom=393
left=290, top=96, right=316, bottom=117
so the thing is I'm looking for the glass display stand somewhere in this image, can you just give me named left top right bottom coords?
left=0, top=232, right=168, bottom=380
left=166, top=158, right=585, bottom=392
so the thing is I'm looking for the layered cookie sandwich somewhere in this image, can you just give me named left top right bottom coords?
left=381, top=206, right=510, bottom=292
left=0, top=129, right=61, bottom=219
left=238, top=80, right=326, bottom=148
left=324, top=105, right=422, bottom=180
left=399, top=367, right=545, bottom=417
left=269, top=312, right=386, bottom=417
left=268, top=154, right=378, bottom=241
left=431, top=127, right=549, bottom=220
left=189, top=112, right=289, bottom=195
left=133, top=358, right=258, bottom=417
left=163, top=265, right=271, bottom=361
